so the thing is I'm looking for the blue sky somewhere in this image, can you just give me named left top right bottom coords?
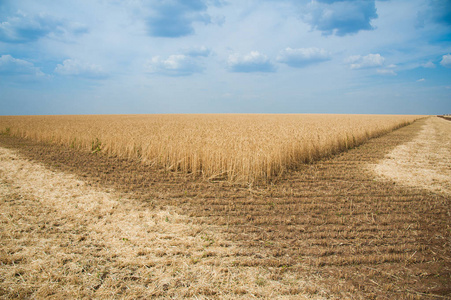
left=0, top=0, right=450, bottom=115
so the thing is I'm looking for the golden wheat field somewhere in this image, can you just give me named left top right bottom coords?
left=0, top=114, right=423, bottom=182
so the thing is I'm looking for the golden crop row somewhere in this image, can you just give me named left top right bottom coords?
left=0, top=114, right=424, bottom=182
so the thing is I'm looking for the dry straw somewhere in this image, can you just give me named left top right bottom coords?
left=0, top=114, right=424, bottom=182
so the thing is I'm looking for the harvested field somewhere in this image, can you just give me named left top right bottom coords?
left=0, top=114, right=422, bottom=182
left=0, top=116, right=449, bottom=299
left=374, top=116, right=451, bottom=195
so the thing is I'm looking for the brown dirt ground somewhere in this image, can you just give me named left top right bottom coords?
left=0, top=116, right=450, bottom=299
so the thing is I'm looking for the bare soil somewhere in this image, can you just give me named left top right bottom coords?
left=0, top=117, right=450, bottom=299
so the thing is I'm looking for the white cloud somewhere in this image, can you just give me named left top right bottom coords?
left=417, top=78, right=425, bottom=82
left=377, top=69, right=396, bottom=76
left=228, top=51, right=275, bottom=73
left=0, top=54, right=45, bottom=77
left=347, top=53, right=385, bottom=69
left=145, top=54, right=203, bottom=76
left=422, top=61, right=436, bottom=68
left=54, top=59, right=106, bottom=78
left=184, top=46, right=211, bottom=57
left=440, top=54, right=451, bottom=68
left=277, top=47, right=331, bottom=68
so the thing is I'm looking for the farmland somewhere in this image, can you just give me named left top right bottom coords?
left=0, top=114, right=422, bottom=182
left=0, top=115, right=450, bottom=299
